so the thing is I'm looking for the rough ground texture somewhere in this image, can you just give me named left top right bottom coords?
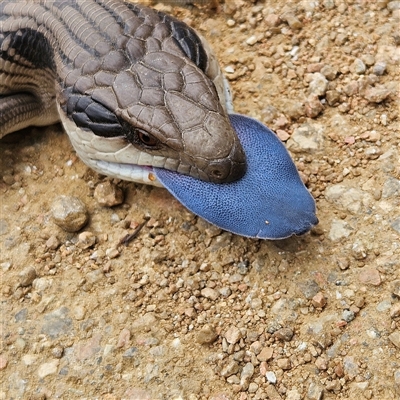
left=1, top=0, right=399, bottom=399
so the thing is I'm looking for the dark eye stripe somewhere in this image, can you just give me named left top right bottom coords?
left=65, top=90, right=160, bottom=149
left=66, top=91, right=125, bottom=137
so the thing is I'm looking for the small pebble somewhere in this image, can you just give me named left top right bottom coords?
left=265, top=14, right=281, bottom=27
left=265, top=385, right=282, bottom=400
left=359, top=267, right=381, bottom=286
left=287, top=123, right=324, bottom=153
left=219, top=287, right=232, bottom=297
left=364, top=86, right=391, bottom=103
left=323, top=0, right=335, bottom=9
left=3, top=174, right=15, bottom=185
left=240, top=362, right=254, bottom=388
left=41, top=307, right=73, bottom=338
left=395, top=369, right=400, bottom=386
left=85, top=269, right=103, bottom=286
left=320, top=64, right=337, bottom=80
left=287, top=389, right=301, bottom=400
left=94, top=181, right=124, bottom=207
left=373, top=61, right=387, bottom=75
left=354, top=296, right=365, bottom=309
left=73, top=305, right=86, bottom=320
left=335, top=33, right=348, bottom=45
left=0, top=355, right=8, bottom=370
left=46, top=235, right=60, bottom=250
left=22, top=354, right=38, bottom=366
left=106, top=247, right=120, bottom=259
left=19, top=266, right=37, bottom=287
left=389, top=331, right=400, bottom=349
left=342, top=310, right=355, bottom=322
left=76, top=231, right=96, bottom=249
left=52, top=346, right=64, bottom=359
left=281, top=12, right=303, bottom=30
left=307, top=63, right=324, bottom=73
left=335, top=363, right=344, bottom=378
left=307, top=381, right=324, bottom=400
left=1, top=261, right=11, bottom=272
left=37, top=359, right=59, bottom=378
left=343, top=355, right=359, bottom=378
left=312, top=292, right=327, bottom=308
left=197, top=324, right=218, bottom=344
left=51, top=195, right=89, bottom=232
left=201, top=287, right=219, bottom=301
left=124, top=388, right=152, bottom=400
left=351, top=58, right=366, bottom=74
left=224, top=326, right=242, bottom=344
left=376, top=299, right=391, bottom=312
left=326, top=90, right=340, bottom=106
left=343, top=81, right=359, bottom=96
left=309, top=73, right=329, bottom=97
left=250, top=340, right=262, bottom=354
left=259, top=361, right=268, bottom=376
left=392, top=280, right=400, bottom=297
left=226, top=375, right=240, bottom=385
left=361, top=130, right=381, bottom=142
left=315, top=356, right=328, bottom=370
left=220, top=359, right=239, bottom=377
left=361, top=54, right=375, bottom=66
left=277, top=358, right=291, bottom=370
left=248, top=382, right=258, bottom=393
left=123, top=347, right=138, bottom=358
left=352, top=241, right=367, bottom=260
left=305, top=95, right=324, bottom=118
left=364, top=147, right=382, bottom=160
left=388, top=1, right=400, bottom=11
left=15, top=309, right=28, bottom=323
left=274, top=327, right=294, bottom=341
left=266, top=370, right=277, bottom=384
left=324, top=184, right=364, bottom=214
left=117, top=328, right=131, bottom=348
left=298, top=280, right=321, bottom=300
left=276, top=129, right=290, bottom=141
left=390, top=303, right=400, bottom=318
left=257, top=347, right=274, bottom=362
left=246, top=35, right=258, bottom=45
left=250, top=297, right=262, bottom=309
left=15, top=338, right=26, bottom=351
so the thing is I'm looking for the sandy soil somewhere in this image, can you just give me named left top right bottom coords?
left=1, top=1, right=399, bottom=399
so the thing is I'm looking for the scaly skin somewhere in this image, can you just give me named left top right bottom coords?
left=0, top=0, right=246, bottom=184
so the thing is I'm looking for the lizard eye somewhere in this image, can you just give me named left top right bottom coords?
left=137, top=130, right=159, bottom=147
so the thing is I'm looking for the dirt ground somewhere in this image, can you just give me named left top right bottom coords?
left=1, top=0, right=400, bottom=399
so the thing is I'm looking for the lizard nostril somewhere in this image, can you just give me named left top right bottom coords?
left=205, top=158, right=246, bottom=184
left=211, top=169, right=223, bottom=178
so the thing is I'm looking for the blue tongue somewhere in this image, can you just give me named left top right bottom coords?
left=154, top=114, right=318, bottom=239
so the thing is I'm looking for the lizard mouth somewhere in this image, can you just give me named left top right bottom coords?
left=93, top=161, right=163, bottom=187
left=89, top=114, right=317, bottom=240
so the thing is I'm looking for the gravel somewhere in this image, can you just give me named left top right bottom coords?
left=1, top=0, right=400, bottom=398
